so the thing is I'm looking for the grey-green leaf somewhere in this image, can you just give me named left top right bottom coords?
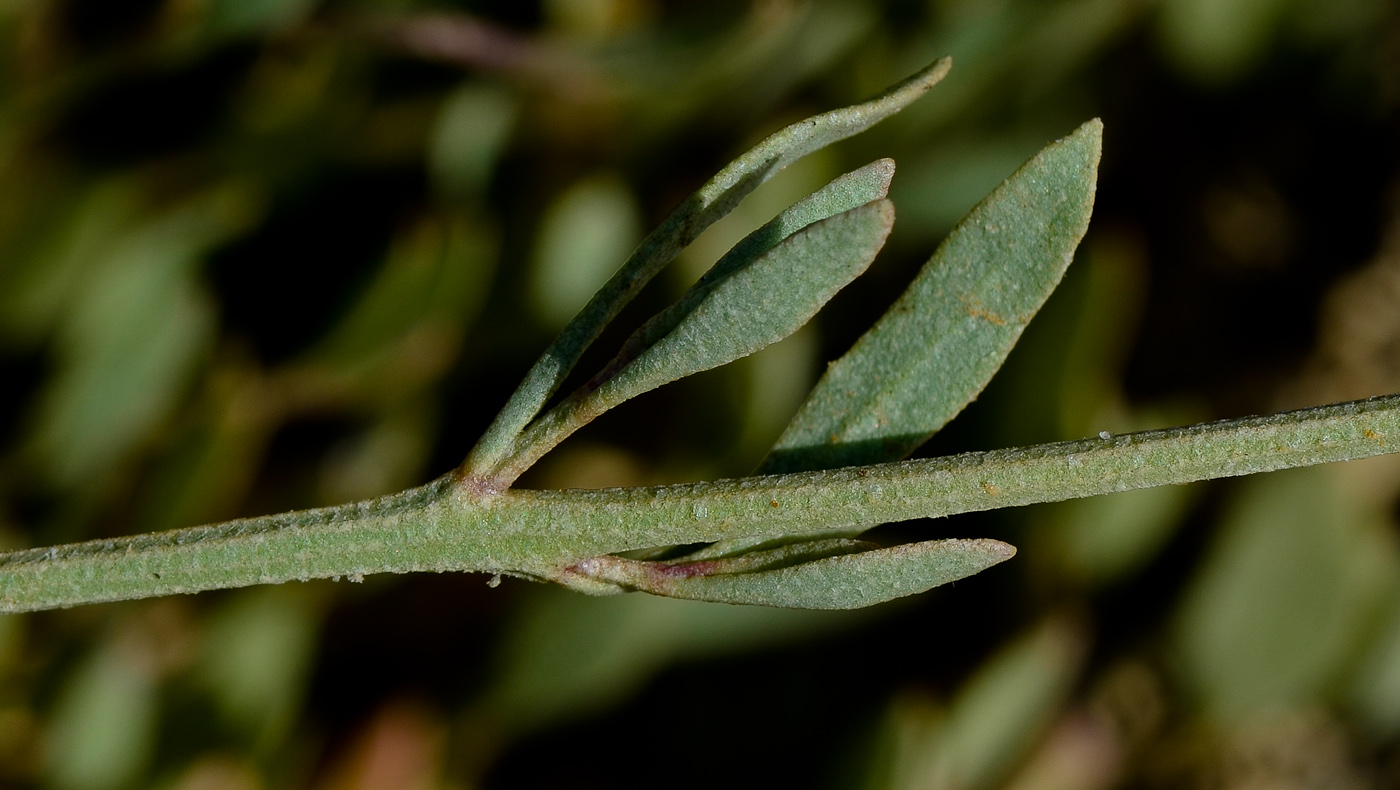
left=505, top=199, right=896, bottom=476
left=601, top=158, right=895, bottom=382
left=465, top=59, right=950, bottom=478
left=601, top=199, right=895, bottom=404
left=763, top=119, right=1103, bottom=473
left=616, top=539, right=1015, bottom=609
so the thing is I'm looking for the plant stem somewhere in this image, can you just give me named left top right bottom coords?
left=5, top=393, right=1399, bottom=613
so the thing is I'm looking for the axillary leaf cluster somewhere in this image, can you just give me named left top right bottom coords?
left=4, top=58, right=1400, bottom=613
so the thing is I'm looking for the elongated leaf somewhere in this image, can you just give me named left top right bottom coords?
left=465, top=59, right=951, bottom=477
left=763, top=119, right=1103, bottom=473
left=601, top=158, right=895, bottom=382
left=503, top=199, right=896, bottom=477
left=575, top=539, right=1014, bottom=609
left=599, top=200, right=895, bottom=405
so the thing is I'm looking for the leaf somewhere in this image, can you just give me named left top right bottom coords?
left=859, top=616, right=1085, bottom=790
left=588, top=539, right=1014, bottom=609
left=1175, top=466, right=1393, bottom=720
left=479, top=586, right=861, bottom=732
left=428, top=82, right=518, bottom=200
left=763, top=119, right=1103, bottom=473
left=196, top=586, right=318, bottom=744
left=599, top=159, right=895, bottom=385
left=466, top=58, right=951, bottom=476
left=528, top=173, right=644, bottom=329
left=45, top=642, right=159, bottom=790
left=26, top=185, right=261, bottom=489
left=509, top=199, right=895, bottom=471
left=613, top=196, right=889, bottom=385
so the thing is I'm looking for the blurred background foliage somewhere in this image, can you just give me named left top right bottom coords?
left=1, top=0, right=1400, bottom=787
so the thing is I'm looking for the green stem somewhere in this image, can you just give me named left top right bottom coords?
left=5, top=393, right=1399, bottom=613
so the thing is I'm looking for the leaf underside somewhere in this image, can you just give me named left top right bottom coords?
left=504, top=197, right=897, bottom=478
left=595, top=199, right=897, bottom=408
left=764, top=118, right=1104, bottom=474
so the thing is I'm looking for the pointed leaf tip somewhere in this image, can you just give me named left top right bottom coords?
left=764, top=119, right=1103, bottom=473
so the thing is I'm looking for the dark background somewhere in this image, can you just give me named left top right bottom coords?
left=2, top=0, right=1400, bottom=788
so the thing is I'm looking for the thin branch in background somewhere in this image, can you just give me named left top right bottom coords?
left=355, top=12, right=606, bottom=96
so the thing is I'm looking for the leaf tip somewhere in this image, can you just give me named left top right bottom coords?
left=981, top=538, right=1017, bottom=563
left=872, top=195, right=896, bottom=228
left=929, top=55, right=953, bottom=83
left=1078, top=116, right=1104, bottom=145
left=872, top=157, right=897, bottom=190
left=1066, top=118, right=1104, bottom=163
left=888, top=57, right=953, bottom=103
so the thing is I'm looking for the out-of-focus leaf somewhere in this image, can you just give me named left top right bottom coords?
left=1176, top=466, right=1394, bottom=721
left=860, top=617, right=1086, bottom=790
left=134, top=369, right=271, bottom=534
left=0, top=606, right=20, bottom=674
left=674, top=149, right=838, bottom=289
left=1054, top=483, right=1201, bottom=586
left=0, top=180, right=141, bottom=345
left=764, top=120, right=1102, bottom=473
left=507, top=198, right=895, bottom=472
left=1344, top=560, right=1400, bottom=733
left=195, top=586, right=318, bottom=748
left=27, top=186, right=261, bottom=490
left=889, top=135, right=1043, bottom=246
left=478, top=586, right=862, bottom=732
left=590, top=199, right=895, bottom=412
left=206, top=0, right=317, bottom=36
left=45, top=643, right=159, bottom=790
left=611, top=1, right=877, bottom=144
left=1348, top=588, right=1400, bottom=737
left=528, top=173, right=643, bottom=330
left=993, top=230, right=1200, bottom=586
left=311, top=213, right=497, bottom=375
left=1156, top=0, right=1288, bottom=85
left=428, top=82, right=518, bottom=201
left=579, top=538, right=1014, bottom=609
left=730, top=325, right=821, bottom=465
left=156, top=757, right=264, bottom=790
left=317, top=398, right=436, bottom=502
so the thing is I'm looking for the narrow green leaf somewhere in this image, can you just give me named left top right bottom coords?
left=464, top=59, right=951, bottom=479
left=763, top=119, right=1103, bottom=473
left=574, top=539, right=1014, bottom=609
left=594, top=158, right=894, bottom=393
left=499, top=199, right=896, bottom=482
left=606, top=197, right=893, bottom=396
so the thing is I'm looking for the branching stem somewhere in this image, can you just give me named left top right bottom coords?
left=4, top=393, right=1399, bottom=613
